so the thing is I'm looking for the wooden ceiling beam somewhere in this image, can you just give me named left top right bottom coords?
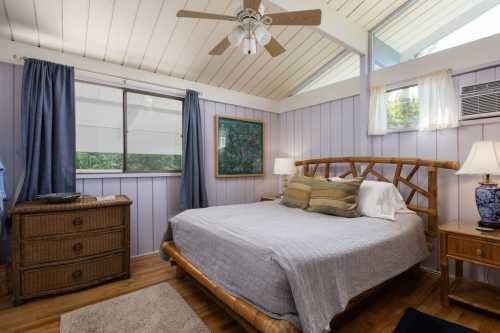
left=269, top=0, right=368, bottom=55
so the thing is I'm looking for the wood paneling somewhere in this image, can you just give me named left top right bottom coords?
left=0, top=0, right=352, bottom=99
left=279, top=65, right=500, bottom=286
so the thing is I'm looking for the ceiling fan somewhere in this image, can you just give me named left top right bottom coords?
left=177, top=0, right=322, bottom=57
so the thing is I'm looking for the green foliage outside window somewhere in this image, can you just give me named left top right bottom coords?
left=76, top=152, right=181, bottom=172
left=386, top=88, right=419, bottom=130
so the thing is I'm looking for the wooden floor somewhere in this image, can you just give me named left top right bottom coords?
left=0, top=254, right=498, bottom=333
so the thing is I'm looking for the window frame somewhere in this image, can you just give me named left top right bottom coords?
left=76, top=80, right=184, bottom=175
left=385, top=84, right=420, bottom=133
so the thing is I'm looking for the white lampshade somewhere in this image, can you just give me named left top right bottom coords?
left=228, top=26, right=246, bottom=46
left=273, top=158, right=296, bottom=175
left=456, top=141, right=500, bottom=175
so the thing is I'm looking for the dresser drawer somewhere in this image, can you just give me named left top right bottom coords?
left=448, top=235, right=500, bottom=266
left=21, top=253, right=125, bottom=297
left=21, top=207, right=124, bottom=238
left=21, top=229, right=125, bottom=266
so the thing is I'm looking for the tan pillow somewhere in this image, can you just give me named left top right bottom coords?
left=307, top=177, right=363, bottom=218
left=280, top=175, right=314, bottom=209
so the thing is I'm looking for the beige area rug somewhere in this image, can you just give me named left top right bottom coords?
left=60, top=283, right=211, bottom=333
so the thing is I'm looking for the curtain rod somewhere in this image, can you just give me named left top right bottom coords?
left=11, top=54, right=200, bottom=96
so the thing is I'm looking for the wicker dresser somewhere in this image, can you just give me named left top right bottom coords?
left=10, top=195, right=132, bottom=305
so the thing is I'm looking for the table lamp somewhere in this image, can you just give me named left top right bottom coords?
left=273, top=158, right=296, bottom=197
left=456, top=141, right=500, bottom=228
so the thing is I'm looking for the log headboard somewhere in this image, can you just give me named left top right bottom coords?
left=295, top=157, right=459, bottom=238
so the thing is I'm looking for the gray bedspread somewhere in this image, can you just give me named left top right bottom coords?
left=164, top=201, right=428, bottom=333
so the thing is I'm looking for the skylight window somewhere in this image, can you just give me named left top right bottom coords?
left=418, top=3, right=500, bottom=57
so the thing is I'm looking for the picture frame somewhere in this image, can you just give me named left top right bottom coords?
left=215, top=116, right=265, bottom=178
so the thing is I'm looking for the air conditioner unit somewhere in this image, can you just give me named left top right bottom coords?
left=461, top=80, right=500, bottom=120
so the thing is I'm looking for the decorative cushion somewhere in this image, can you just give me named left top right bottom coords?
left=330, top=178, right=411, bottom=220
left=307, top=177, right=363, bottom=217
left=280, top=175, right=314, bottom=209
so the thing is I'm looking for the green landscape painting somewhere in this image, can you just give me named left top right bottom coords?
left=216, top=116, right=264, bottom=177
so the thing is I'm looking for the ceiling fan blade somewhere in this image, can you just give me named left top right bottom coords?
left=244, top=0, right=261, bottom=11
left=209, top=37, right=231, bottom=56
left=265, top=9, right=322, bottom=26
left=265, top=37, right=286, bottom=57
left=177, top=10, right=238, bottom=22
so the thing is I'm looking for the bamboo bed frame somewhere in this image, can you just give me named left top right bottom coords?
left=162, top=156, right=460, bottom=333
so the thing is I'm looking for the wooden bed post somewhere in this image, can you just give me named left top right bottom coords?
left=428, top=166, right=438, bottom=237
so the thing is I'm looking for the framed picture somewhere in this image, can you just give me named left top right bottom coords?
left=215, top=116, right=264, bottom=178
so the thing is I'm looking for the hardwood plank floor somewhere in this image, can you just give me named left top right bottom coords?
left=0, top=254, right=498, bottom=332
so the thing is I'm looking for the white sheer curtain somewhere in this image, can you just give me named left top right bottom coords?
left=417, top=70, right=459, bottom=131
left=368, top=86, right=388, bottom=135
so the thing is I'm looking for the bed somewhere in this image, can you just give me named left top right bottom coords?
left=162, top=157, right=459, bottom=333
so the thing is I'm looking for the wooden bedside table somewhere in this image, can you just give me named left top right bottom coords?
left=439, top=221, right=500, bottom=315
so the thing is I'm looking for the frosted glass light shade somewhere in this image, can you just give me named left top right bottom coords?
left=456, top=141, right=500, bottom=175
left=254, top=25, right=271, bottom=46
left=228, top=26, right=246, bottom=46
left=273, top=158, right=296, bottom=175
left=243, top=37, right=257, bottom=55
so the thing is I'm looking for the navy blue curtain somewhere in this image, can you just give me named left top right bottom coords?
left=18, top=59, right=76, bottom=202
left=180, top=90, right=208, bottom=210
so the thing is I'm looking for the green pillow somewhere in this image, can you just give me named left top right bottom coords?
left=307, top=177, right=363, bottom=218
left=280, top=175, right=314, bottom=209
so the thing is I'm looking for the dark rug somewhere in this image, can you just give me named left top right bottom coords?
left=394, top=307, right=478, bottom=333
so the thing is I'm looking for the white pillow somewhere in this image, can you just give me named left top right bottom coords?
left=329, top=178, right=411, bottom=220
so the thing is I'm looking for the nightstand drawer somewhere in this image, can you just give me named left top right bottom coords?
left=448, top=235, right=500, bottom=266
left=21, top=229, right=125, bottom=266
left=21, top=207, right=124, bottom=238
left=21, top=253, right=125, bottom=297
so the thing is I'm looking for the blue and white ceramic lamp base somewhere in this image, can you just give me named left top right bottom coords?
left=475, top=182, right=500, bottom=228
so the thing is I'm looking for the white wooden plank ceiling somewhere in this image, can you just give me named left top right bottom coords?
left=0, top=0, right=412, bottom=99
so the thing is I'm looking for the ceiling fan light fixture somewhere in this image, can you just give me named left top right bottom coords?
left=254, top=25, right=271, bottom=46
left=243, top=37, right=257, bottom=55
left=228, top=26, right=246, bottom=46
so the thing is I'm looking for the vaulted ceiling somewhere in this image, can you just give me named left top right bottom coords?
left=0, top=0, right=408, bottom=99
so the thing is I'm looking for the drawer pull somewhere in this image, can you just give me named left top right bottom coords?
left=72, top=270, right=83, bottom=279
left=72, top=218, right=83, bottom=226
left=476, top=248, right=483, bottom=257
left=72, top=243, right=83, bottom=252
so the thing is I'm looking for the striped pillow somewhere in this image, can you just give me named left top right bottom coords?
left=307, top=177, right=363, bottom=217
left=280, top=175, right=314, bottom=209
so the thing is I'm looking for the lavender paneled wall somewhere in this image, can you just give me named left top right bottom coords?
left=0, top=63, right=22, bottom=262
left=0, top=59, right=280, bottom=259
left=279, top=66, right=500, bottom=286
left=75, top=99, right=281, bottom=257
left=279, top=95, right=369, bottom=162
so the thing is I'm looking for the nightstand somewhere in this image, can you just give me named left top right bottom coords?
left=260, top=196, right=278, bottom=202
left=439, top=221, right=500, bottom=315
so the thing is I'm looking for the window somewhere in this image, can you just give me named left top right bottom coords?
left=418, top=4, right=500, bottom=58
left=296, top=52, right=360, bottom=95
left=76, top=81, right=183, bottom=173
left=372, top=1, right=500, bottom=70
left=386, top=86, right=419, bottom=131
left=125, top=92, right=182, bottom=172
left=76, top=83, right=124, bottom=172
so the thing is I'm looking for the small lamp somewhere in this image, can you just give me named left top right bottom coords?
left=456, top=141, right=500, bottom=228
left=273, top=158, right=296, bottom=197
